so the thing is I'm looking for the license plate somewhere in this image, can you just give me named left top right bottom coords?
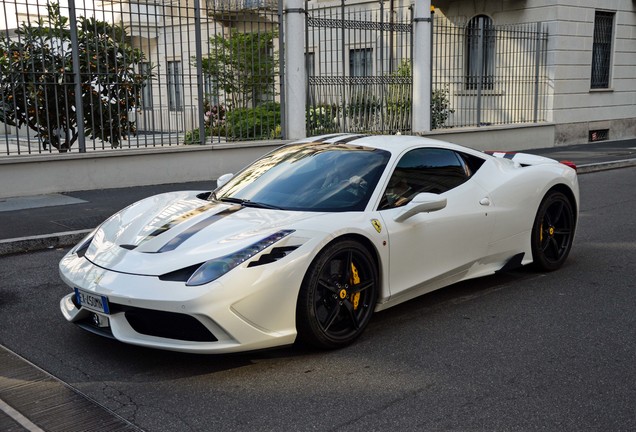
left=74, top=288, right=110, bottom=314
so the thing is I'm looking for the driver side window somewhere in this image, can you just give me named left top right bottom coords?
left=379, top=148, right=470, bottom=210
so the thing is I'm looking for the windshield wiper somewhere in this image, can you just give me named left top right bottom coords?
left=218, top=197, right=283, bottom=210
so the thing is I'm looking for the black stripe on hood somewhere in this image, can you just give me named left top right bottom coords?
left=156, top=206, right=243, bottom=253
left=332, top=134, right=369, bottom=144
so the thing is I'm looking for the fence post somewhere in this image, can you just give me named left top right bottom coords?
left=533, top=22, right=542, bottom=123
left=284, top=0, right=307, bottom=139
left=193, top=0, right=206, bottom=145
left=411, top=0, right=431, bottom=133
left=68, top=0, right=86, bottom=152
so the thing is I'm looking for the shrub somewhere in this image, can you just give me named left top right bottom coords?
left=183, top=127, right=211, bottom=145
left=184, top=99, right=226, bottom=144
left=225, top=102, right=280, bottom=140
left=307, top=105, right=339, bottom=134
left=431, top=87, right=454, bottom=129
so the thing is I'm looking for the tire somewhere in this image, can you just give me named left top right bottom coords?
left=296, top=240, right=378, bottom=349
left=531, top=191, right=575, bottom=271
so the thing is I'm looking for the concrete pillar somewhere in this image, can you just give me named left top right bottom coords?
left=284, top=0, right=307, bottom=139
left=412, top=0, right=432, bottom=133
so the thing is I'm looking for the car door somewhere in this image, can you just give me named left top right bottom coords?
left=377, top=148, right=495, bottom=300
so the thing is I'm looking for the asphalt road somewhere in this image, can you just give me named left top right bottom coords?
left=1, top=167, right=635, bottom=431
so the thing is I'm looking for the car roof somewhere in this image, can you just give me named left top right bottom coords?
left=293, top=133, right=486, bottom=157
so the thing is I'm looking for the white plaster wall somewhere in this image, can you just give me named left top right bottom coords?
left=0, top=142, right=281, bottom=199
left=0, top=125, right=555, bottom=198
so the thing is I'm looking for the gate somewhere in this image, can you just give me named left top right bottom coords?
left=305, top=0, right=413, bottom=135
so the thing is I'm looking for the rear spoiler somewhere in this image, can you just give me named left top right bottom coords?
left=485, top=151, right=577, bottom=172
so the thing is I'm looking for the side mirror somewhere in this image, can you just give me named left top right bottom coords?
left=216, top=173, right=234, bottom=189
left=394, top=193, right=447, bottom=222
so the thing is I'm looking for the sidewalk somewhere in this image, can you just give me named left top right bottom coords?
left=1, top=138, right=635, bottom=255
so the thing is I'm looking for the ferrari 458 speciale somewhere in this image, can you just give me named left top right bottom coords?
left=60, top=134, right=578, bottom=353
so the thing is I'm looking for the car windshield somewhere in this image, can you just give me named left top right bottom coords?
left=212, top=142, right=391, bottom=211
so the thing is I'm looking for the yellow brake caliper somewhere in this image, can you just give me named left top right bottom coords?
left=350, top=263, right=361, bottom=310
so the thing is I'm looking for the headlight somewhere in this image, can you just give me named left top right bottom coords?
left=186, top=230, right=295, bottom=286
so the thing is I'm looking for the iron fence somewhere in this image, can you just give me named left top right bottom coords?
left=432, top=13, right=549, bottom=129
left=0, top=0, right=551, bottom=156
left=0, top=0, right=280, bottom=155
left=306, top=0, right=413, bottom=135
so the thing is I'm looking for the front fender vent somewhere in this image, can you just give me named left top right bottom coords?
left=247, top=246, right=299, bottom=268
left=159, top=263, right=203, bottom=282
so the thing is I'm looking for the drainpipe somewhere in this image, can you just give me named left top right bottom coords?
left=284, top=0, right=307, bottom=139
left=411, top=0, right=431, bottom=133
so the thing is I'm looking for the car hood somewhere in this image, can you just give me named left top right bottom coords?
left=83, top=191, right=317, bottom=275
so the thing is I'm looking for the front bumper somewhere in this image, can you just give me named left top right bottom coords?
left=58, top=250, right=309, bottom=354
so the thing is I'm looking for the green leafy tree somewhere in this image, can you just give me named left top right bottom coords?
left=0, top=2, right=147, bottom=151
left=200, top=30, right=277, bottom=110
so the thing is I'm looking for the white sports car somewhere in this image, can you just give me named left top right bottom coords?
left=59, top=134, right=579, bottom=353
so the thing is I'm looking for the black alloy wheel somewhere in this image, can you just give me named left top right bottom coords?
left=296, top=240, right=378, bottom=349
left=531, top=190, right=575, bottom=271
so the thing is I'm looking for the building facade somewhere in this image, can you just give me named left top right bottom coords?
left=431, top=0, right=636, bottom=144
left=1, top=0, right=635, bottom=151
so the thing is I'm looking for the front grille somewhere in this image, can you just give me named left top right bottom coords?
left=76, top=318, right=116, bottom=339
left=115, top=305, right=218, bottom=342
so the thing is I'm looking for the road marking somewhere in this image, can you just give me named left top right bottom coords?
left=0, top=397, right=45, bottom=432
left=0, top=194, right=87, bottom=212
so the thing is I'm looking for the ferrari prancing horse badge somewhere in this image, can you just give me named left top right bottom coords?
left=371, top=219, right=382, bottom=233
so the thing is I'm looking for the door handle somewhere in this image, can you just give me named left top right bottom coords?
left=479, top=197, right=491, bottom=206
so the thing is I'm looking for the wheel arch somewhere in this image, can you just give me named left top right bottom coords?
left=545, top=183, right=578, bottom=227
left=328, top=233, right=381, bottom=277
left=295, top=232, right=382, bottom=349
left=299, top=232, right=383, bottom=292
left=530, top=183, right=578, bottom=271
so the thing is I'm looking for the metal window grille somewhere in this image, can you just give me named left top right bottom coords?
left=591, top=11, right=614, bottom=89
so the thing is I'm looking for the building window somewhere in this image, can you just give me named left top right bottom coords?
left=204, top=74, right=219, bottom=106
left=591, top=11, right=614, bottom=89
left=349, top=48, right=373, bottom=77
left=140, top=62, right=153, bottom=110
left=256, top=43, right=275, bottom=105
left=465, top=15, right=495, bottom=90
left=305, top=52, right=316, bottom=77
left=306, top=52, right=316, bottom=107
left=167, top=60, right=182, bottom=111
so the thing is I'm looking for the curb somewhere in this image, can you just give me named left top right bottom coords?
left=1, top=159, right=634, bottom=256
left=576, top=158, right=636, bottom=174
left=0, top=229, right=91, bottom=256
